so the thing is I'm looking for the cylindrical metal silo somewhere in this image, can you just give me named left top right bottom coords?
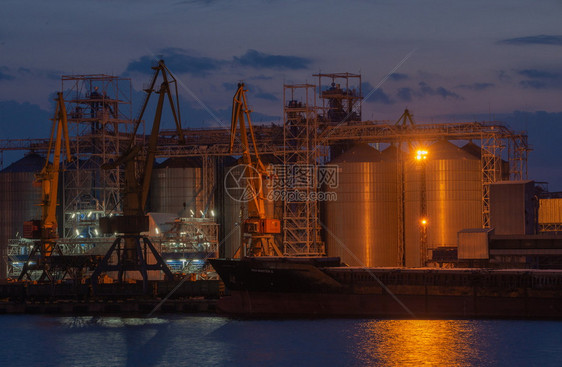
left=0, top=153, right=44, bottom=279
left=404, top=140, right=481, bottom=267
left=325, top=143, right=400, bottom=267
left=149, top=157, right=203, bottom=217
left=220, top=158, right=244, bottom=258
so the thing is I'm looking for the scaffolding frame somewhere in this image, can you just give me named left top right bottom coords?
left=61, top=75, right=134, bottom=239
left=480, top=130, right=503, bottom=228
left=282, top=84, right=324, bottom=255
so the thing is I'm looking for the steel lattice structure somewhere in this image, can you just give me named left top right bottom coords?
left=61, top=75, right=134, bottom=239
left=282, top=84, right=324, bottom=256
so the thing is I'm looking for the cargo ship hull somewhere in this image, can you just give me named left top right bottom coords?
left=210, top=258, right=562, bottom=319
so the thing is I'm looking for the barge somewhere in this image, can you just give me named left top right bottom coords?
left=209, top=257, right=562, bottom=319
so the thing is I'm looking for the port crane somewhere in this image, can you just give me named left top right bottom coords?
left=91, top=60, right=185, bottom=292
left=230, top=83, right=282, bottom=257
left=18, top=92, right=72, bottom=281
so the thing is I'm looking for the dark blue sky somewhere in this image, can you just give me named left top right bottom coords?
left=1, top=0, right=562, bottom=189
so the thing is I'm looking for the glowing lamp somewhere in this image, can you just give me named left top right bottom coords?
left=415, top=149, right=428, bottom=161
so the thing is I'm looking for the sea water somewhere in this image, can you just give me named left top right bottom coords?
left=0, top=315, right=560, bottom=366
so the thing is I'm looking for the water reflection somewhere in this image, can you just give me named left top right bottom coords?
left=354, top=320, right=486, bottom=366
left=54, top=316, right=174, bottom=367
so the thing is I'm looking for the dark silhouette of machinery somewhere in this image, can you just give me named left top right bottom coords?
left=91, top=60, right=185, bottom=293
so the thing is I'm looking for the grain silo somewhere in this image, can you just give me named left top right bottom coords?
left=0, top=153, right=44, bottom=278
left=149, top=157, right=203, bottom=217
left=404, top=140, right=482, bottom=267
left=325, top=143, right=400, bottom=267
left=218, top=156, right=243, bottom=258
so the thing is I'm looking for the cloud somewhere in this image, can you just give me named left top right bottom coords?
left=360, top=82, right=393, bottom=104
left=518, top=69, right=558, bottom=79
left=17, top=67, right=60, bottom=80
left=254, top=92, right=278, bottom=101
left=125, top=48, right=223, bottom=76
left=389, top=72, right=408, bottom=81
left=393, top=82, right=462, bottom=102
left=396, top=87, right=414, bottom=102
left=498, top=35, right=562, bottom=46
left=222, top=82, right=278, bottom=102
left=361, top=81, right=374, bottom=92
left=125, top=48, right=312, bottom=77
left=418, top=82, right=461, bottom=100
left=368, top=89, right=393, bottom=104
left=517, top=68, right=562, bottom=89
left=520, top=80, right=548, bottom=89
left=249, top=75, right=274, bottom=81
left=222, top=82, right=239, bottom=91
left=233, top=49, right=311, bottom=70
left=458, top=82, right=495, bottom=91
left=0, top=67, right=14, bottom=81
left=0, top=66, right=60, bottom=81
left=497, top=70, right=511, bottom=82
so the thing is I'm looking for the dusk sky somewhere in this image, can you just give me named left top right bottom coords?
left=2, top=0, right=562, bottom=188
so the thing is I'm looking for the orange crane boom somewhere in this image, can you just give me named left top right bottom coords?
left=19, top=92, right=72, bottom=281
left=230, top=83, right=282, bottom=257
left=39, top=92, right=72, bottom=243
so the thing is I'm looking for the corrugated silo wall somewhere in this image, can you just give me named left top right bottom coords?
left=220, top=163, right=244, bottom=258
left=0, top=171, right=42, bottom=279
left=405, top=141, right=481, bottom=267
left=149, top=159, right=203, bottom=217
left=325, top=144, right=399, bottom=267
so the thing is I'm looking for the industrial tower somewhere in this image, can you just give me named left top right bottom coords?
left=61, top=75, right=134, bottom=242
left=283, top=84, right=324, bottom=255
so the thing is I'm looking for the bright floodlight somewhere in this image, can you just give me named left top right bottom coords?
left=415, top=149, right=428, bottom=161
left=420, top=218, right=428, bottom=225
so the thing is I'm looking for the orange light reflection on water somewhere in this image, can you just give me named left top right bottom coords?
left=354, top=320, right=481, bottom=366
